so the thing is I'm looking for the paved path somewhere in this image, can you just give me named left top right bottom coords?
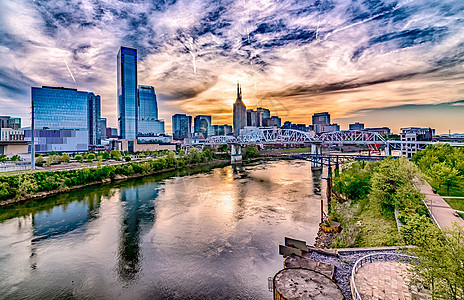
left=416, top=180, right=464, bottom=230
left=354, top=261, right=429, bottom=300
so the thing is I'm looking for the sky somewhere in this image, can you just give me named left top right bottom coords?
left=0, top=0, right=463, bottom=134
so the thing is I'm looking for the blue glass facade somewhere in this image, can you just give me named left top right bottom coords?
left=194, top=115, right=212, bottom=138
left=31, top=86, right=102, bottom=152
left=88, top=93, right=101, bottom=145
left=137, top=85, right=163, bottom=136
left=32, top=86, right=88, bottom=130
left=118, top=47, right=138, bottom=139
left=172, top=114, right=192, bottom=140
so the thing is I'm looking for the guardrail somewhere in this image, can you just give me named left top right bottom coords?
left=350, top=252, right=416, bottom=300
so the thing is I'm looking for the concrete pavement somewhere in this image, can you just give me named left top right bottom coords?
left=416, top=180, right=464, bottom=230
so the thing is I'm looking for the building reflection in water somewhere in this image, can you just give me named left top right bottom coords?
left=117, top=183, right=160, bottom=281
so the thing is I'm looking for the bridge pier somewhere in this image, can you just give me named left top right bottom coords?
left=230, top=144, right=242, bottom=163
left=311, top=143, right=322, bottom=170
left=385, top=143, right=391, bottom=156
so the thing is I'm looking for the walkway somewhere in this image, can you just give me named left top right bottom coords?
left=354, top=261, right=429, bottom=300
left=416, top=180, right=464, bottom=230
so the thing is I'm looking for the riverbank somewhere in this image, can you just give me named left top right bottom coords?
left=0, top=155, right=230, bottom=207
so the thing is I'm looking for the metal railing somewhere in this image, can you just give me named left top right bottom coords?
left=351, top=252, right=416, bottom=300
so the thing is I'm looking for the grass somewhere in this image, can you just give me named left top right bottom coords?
left=330, top=198, right=401, bottom=248
left=444, top=198, right=464, bottom=212
left=282, top=148, right=312, bottom=153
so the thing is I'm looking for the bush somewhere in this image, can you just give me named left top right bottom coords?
left=87, top=153, right=96, bottom=160
left=124, top=156, right=131, bottom=162
left=61, top=153, right=70, bottom=163
left=102, top=152, right=110, bottom=160
left=243, top=145, right=260, bottom=159
left=36, top=156, right=44, bottom=165
left=10, top=155, right=21, bottom=161
left=74, top=154, right=83, bottom=162
left=110, top=150, right=121, bottom=160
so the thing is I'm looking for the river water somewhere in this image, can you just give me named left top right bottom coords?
left=0, top=160, right=324, bottom=299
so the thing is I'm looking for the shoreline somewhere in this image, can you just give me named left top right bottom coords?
left=0, top=155, right=298, bottom=208
left=0, top=159, right=230, bottom=207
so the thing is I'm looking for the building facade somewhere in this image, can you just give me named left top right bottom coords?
left=30, top=86, right=102, bottom=152
left=172, top=114, right=192, bottom=140
left=88, top=93, right=101, bottom=146
left=233, top=83, right=247, bottom=136
left=0, top=116, right=21, bottom=130
left=138, top=85, right=164, bottom=136
left=349, top=122, right=365, bottom=131
left=99, top=118, right=107, bottom=139
left=117, top=47, right=138, bottom=139
left=194, top=115, right=212, bottom=138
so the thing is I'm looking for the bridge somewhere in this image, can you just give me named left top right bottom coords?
left=184, top=128, right=464, bottom=164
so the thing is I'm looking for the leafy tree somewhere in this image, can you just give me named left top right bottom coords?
left=243, top=145, right=260, bottom=159
left=124, top=156, right=131, bottom=162
left=110, top=150, right=121, bottom=160
left=46, top=156, right=54, bottom=166
left=429, top=162, right=461, bottom=196
left=102, top=152, right=110, bottom=160
left=61, top=153, right=70, bottom=163
left=407, top=224, right=464, bottom=299
left=0, top=155, right=6, bottom=162
left=10, top=155, right=21, bottom=161
left=35, top=156, right=45, bottom=165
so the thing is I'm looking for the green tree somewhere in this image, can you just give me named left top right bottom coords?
left=46, top=156, right=54, bottom=166
left=87, top=153, right=96, bottom=160
left=0, top=155, right=6, bottom=162
left=61, top=153, right=70, bottom=163
left=243, top=145, right=260, bottom=159
left=430, top=162, right=461, bottom=196
left=35, top=156, right=45, bottom=165
left=407, top=224, right=464, bottom=299
left=74, top=154, right=83, bottom=162
left=10, top=155, right=21, bottom=161
left=110, top=150, right=121, bottom=160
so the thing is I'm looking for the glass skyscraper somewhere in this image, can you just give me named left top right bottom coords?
left=138, top=85, right=163, bottom=136
left=194, top=115, right=212, bottom=138
left=117, top=47, right=138, bottom=139
left=88, top=93, right=101, bottom=145
left=172, top=114, right=192, bottom=140
left=30, top=86, right=101, bottom=152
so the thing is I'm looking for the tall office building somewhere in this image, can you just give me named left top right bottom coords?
left=257, top=107, right=270, bottom=120
left=233, top=83, right=246, bottom=136
left=88, top=93, right=101, bottom=146
left=99, top=118, right=107, bottom=139
left=117, top=47, right=138, bottom=139
left=30, top=86, right=101, bottom=152
left=137, top=85, right=164, bottom=136
left=172, top=114, right=192, bottom=140
left=194, top=115, right=212, bottom=138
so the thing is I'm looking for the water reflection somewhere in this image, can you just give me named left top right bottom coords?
left=118, top=185, right=159, bottom=281
left=0, top=160, right=323, bottom=299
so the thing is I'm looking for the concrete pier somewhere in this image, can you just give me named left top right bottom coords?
left=230, top=144, right=242, bottom=163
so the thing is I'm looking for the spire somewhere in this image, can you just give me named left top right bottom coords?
left=237, top=81, right=240, bottom=98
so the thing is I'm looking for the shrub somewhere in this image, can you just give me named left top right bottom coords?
left=74, top=154, right=83, bottom=162
left=87, top=153, right=96, bottom=160
left=61, top=153, right=70, bottom=163
left=110, top=150, right=121, bottom=160
left=124, top=156, right=131, bottom=162
left=10, top=155, right=21, bottom=161
left=102, top=152, right=110, bottom=160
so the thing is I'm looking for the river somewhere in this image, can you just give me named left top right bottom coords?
left=0, top=160, right=325, bottom=299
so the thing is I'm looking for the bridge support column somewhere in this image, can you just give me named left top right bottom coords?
left=311, top=143, right=322, bottom=170
left=231, top=144, right=242, bottom=163
left=385, top=143, right=391, bottom=156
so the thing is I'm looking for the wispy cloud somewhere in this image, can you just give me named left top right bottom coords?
left=0, top=0, right=463, bottom=133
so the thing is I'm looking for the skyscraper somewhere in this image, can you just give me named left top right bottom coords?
left=194, top=115, right=212, bottom=138
left=233, top=83, right=246, bottom=136
left=117, top=47, right=138, bottom=139
left=137, top=85, right=164, bottom=136
left=88, top=93, right=101, bottom=146
left=172, top=114, right=192, bottom=140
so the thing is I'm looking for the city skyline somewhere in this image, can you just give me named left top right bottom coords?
left=1, top=0, right=464, bottom=134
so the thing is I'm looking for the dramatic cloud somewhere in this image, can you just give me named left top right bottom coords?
left=0, top=0, right=463, bottom=133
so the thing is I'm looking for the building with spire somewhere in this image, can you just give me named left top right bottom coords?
left=233, top=83, right=247, bottom=137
